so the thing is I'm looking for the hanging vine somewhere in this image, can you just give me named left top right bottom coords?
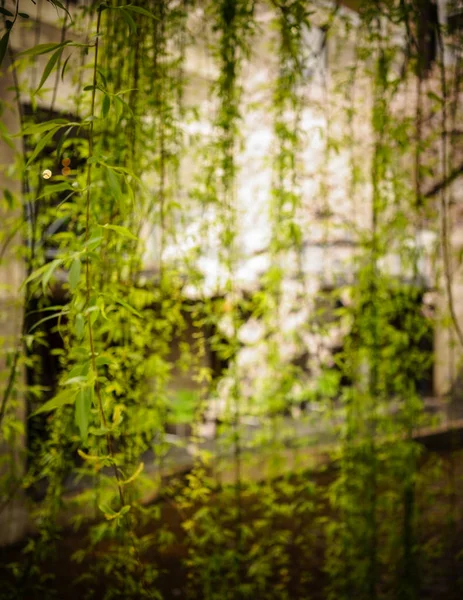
left=0, top=1, right=462, bottom=599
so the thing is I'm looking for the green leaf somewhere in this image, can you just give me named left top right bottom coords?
left=99, top=503, right=117, bottom=519
left=87, top=154, right=101, bottom=165
left=103, top=295, right=142, bottom=318
left=96, top=68, right=107, bottom=88
left=87, top=426, right=110, bottom=437
left=0, top=31, right=10, bottom=68
left=102, top=223, right=137, bottom=241
left=427, top=91, right=443, bottom=105
left=99, top=503, right=131, bottom=521
left=22, top=258, right=63, bottom=289
left=124, top=5, right=159, bottom=19
left=48, top=0, right=73, bottom=21
left=121, top=462, right=144, bottom=486
left=120, top=8, right=137, bottom=34
left=18, top=41, right=68, bottom=57
left=26, top=128, right=58, bottom=167
left=3, top=188, right=14, bottom=208
left=36, top=46, right=64, bottom=93
left=56, top=125, right=75, bottom=159
left=113, top=95, right=133, bottom=118
left=61, top=53, right=71, bottom=81
left=84, top=226, right=104, bottom=251
left=22, top=119, right=69, bottom=136
left=63, top=375, right=88, bottom=386
left=31, top=389, right=77, bottom=416
left=75, top=386, right=93, bottom=443
left=104, top=167, right=122, bottom=200
left=28, top=309, right=69, bottom=333
left=22, top=263, right=50, bottom=289
left=42, top=258, right=64, bottom=292
left=67, top=362, right=90, bottom=380
left=88, top=305, right=100, bottom=326
left=169, top=390, right=198, bottom=424
left=69, top=257, right=81, bottom=292
left=75, top=313, right=85, bottom=339
left=85, top=237, right=103, bottom=252
left=38, top=182, right=73, bottom=198
left=101, top=94, right=111, bottom=118
left=114, top=96, right=124, bottom=122
left=79, top=449, right=110, bottom=462
left=0, top=8, right=14, bottom=17
left=95, top=355, right=112, bottom=367
left=0, top=120, right=14, bottom=148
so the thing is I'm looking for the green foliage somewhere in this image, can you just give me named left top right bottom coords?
left=0, top=1, right=461, bottom=599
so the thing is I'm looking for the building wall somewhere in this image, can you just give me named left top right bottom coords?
left=434, top=183, right=463, bottom=404
left=0, top=0, right=83, bottom=545
left=0, top=53, right=28, bottom=546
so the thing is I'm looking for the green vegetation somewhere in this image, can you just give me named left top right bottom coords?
left=0, top=1, right=462, bottom=599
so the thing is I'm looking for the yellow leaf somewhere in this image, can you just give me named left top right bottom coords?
left=121, top=462, right=144, bottom=486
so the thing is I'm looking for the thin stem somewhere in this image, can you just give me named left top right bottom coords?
left=84, top=4, right=125, bottom=509
left=82, top=8, right=150, bottom=589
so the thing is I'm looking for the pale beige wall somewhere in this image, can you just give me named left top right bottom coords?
left=0, top=0, right=84, bottom=546
left=0, top=52, right=28, bottom=546
left=434, top=184, right=463, bottom=402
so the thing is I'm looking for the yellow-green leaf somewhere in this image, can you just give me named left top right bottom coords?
left=31, top=389, right=77, bottom=416
left=102, top=223, right=138, bottom=241
left=36, top=46, right=64, bottom=93
left=102, top=94, right=111, bottom=118
left=69, top=257, right=81, bottom=292
left=75, top=386, right=93, bottom=443
left=121, top=462, right=144, bottom=486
